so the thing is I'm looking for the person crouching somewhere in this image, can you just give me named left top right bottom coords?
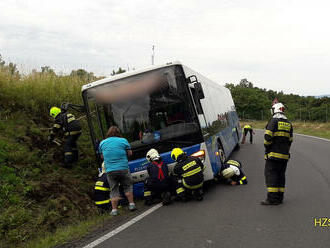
left=220, top=160, right=247, bottom=185
left=171, top=148, right=205, bottom=201
left=144, top=149, right=174, bottom=206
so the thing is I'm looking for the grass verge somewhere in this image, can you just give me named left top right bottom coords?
left=241, top=120, right=330, bottom=139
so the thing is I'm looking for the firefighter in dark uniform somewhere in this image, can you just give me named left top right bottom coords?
left=261, top=102, right=293, bottom=205
left=171, top=148, right=205, bottom=201
left=49, top=106, right=82, bottom=165
left=143, top=149, right=174, bottom=206
left=94, top=164, right=111, bottom=211
left=242, top=124, right=255, bottom=144
left=220, top=160, right=247, bottom=185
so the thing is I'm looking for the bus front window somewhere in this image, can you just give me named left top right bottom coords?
left=84, top=66, right=203, bottom=159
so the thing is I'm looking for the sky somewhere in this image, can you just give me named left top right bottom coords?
left=0, top=0, right=329, bottom=96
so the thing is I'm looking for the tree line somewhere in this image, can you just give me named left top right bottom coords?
left=225, top=79, right=330, bottom=122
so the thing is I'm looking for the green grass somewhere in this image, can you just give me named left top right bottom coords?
left=24, top=213, right=111, bottom=248
left=241, top=120, right=330, bottom=139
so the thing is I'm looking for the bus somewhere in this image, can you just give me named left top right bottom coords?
left=81, top=61, right=241, bottom=195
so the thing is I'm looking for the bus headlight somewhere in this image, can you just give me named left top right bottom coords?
left=191, top=150, right=205, bottom=163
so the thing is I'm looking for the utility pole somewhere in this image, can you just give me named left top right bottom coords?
left=151, top=45, right=155, bottom=65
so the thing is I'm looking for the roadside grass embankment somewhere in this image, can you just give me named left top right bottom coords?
left=0, top=70, right=115, bottom=247
left=241, top=120, right=330, bottom=140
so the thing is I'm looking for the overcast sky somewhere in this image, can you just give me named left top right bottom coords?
left=0, top=0, right=329, bottom=95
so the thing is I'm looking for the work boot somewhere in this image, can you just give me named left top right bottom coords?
left=193, top=189, right=203, bottom=201
left=278, top=192, right=284, bottom=204
left=161, top=191, right=172, bottom=206
left=260, top=199, right=280, bottom=205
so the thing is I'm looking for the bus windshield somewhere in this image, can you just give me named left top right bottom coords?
left=83, top=65, right=203, bottom=160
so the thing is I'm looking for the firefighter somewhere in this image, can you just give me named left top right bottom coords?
left=171, top=148, right=205, bottom=201
left=241, top=124, right=255, bottom=144
left=143, top=149, right=174, bottom=206
left=49, top=107, right=82, bottom=166
left=220, top=160, right=247, bottom=185
left=261, top=102, right=293, bottom=205
left=94, top=163, right=128, bottom=212
left=94, top=164, right=111, bottom=211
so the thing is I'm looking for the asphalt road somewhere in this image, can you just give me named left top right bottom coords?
left=84, top=131, right=330, bottom=248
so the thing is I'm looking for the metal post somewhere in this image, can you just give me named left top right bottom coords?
left=151, top=45, right=155, bottom=65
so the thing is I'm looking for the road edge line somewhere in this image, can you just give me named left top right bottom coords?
left=255, top=128, right=330, bottom=142
left=82, top=203, right=163, bottom=248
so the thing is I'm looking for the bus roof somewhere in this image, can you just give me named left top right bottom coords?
left=81, top=61, right=182, bottom=92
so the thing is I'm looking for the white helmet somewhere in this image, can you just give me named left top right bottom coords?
left=271, top=103, right=285, bottom=115
left=221, top=167, right=235, bottom=179
left=146, top=148, right=160, bottom=162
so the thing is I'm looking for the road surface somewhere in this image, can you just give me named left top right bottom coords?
left=81, top=131, right=330, bottom=248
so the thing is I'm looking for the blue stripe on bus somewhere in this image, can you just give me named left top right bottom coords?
left=128, top=144, right=201, bottom=173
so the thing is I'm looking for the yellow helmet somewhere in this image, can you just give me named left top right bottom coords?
left=171, top=148, right=184, bottom=161
left=50, top=107, right=61, bottom=118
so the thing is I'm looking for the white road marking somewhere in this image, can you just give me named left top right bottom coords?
left=294, top=133, right=330, bottom=142
left=82, top=203, right=163, bottom=248
left=256, top=129, right=330, bottom=142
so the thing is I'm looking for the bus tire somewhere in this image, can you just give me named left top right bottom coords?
left=234, top=128, right=240, bottom=151
left=217, top=140, right=226, bottom=164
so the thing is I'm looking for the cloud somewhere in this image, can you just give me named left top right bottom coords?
left=0, top=0, right=329, bottom=95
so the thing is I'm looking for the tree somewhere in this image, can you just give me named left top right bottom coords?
left=111, top=67, right=126, bottom=76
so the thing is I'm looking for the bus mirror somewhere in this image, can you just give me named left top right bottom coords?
left=194, top=82, right=205, bottom=99
left=187, top=75, right=198, bottom=84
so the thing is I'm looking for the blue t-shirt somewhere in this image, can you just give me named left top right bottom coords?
left=99, top=137, right=131, bottom=172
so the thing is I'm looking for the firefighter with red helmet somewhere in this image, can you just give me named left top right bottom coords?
left=261, top=102, right=293, bottom=205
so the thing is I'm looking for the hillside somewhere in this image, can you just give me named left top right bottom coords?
left=0, top=62, right=102, bottom=247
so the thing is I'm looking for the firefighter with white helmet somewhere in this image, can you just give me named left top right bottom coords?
left=220, top=160, right=247, bottom=185
left=262, top=101, right=293, bottom=205
left=143, top=149, right=174, bottom=205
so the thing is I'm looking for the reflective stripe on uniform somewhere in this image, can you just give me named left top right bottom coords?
left=144, top=191, right=151, bottom=196
left=64, top=131, right=81, bottom=136
left=94, top=186, right=110, bottom=191
left=65, top=152, right=73, bottom=156
left=227, top=160, right=240, bottom=167
left=267, top=187, right=279, bottom=192
left=176, top=187, right=185, bottom=194
left=182, top=179, right=203, bottom=189
left=53, top=124, right=61, bottom=128
left=239, top=176, right=247, bottom=185
left=265, top=130, right=273, bottom=136
left=279, top=187, right=285, bottom=192
left=95, top=199, right=111, bottom=205
left=266, top=152, right=289, bottom=160
left=182, top=167, right=201, bottom=178
left=68, top=116, right=76, bottom=123
left=182, top=161, right=197, bottom=171
left=95, top=181, right=104, bottom=186
left=264, top=139, right=272, bottom=145
left=274, top=131, right=290, bottom=138
left=278, top=121, right=291, bottom=131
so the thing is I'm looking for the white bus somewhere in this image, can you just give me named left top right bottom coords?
left=82, top=61, right=241, bottom=196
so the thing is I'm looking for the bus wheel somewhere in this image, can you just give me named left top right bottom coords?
left=234, top=127, right=240, bottom=151
left=218, top=143, right=226, bottom=164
